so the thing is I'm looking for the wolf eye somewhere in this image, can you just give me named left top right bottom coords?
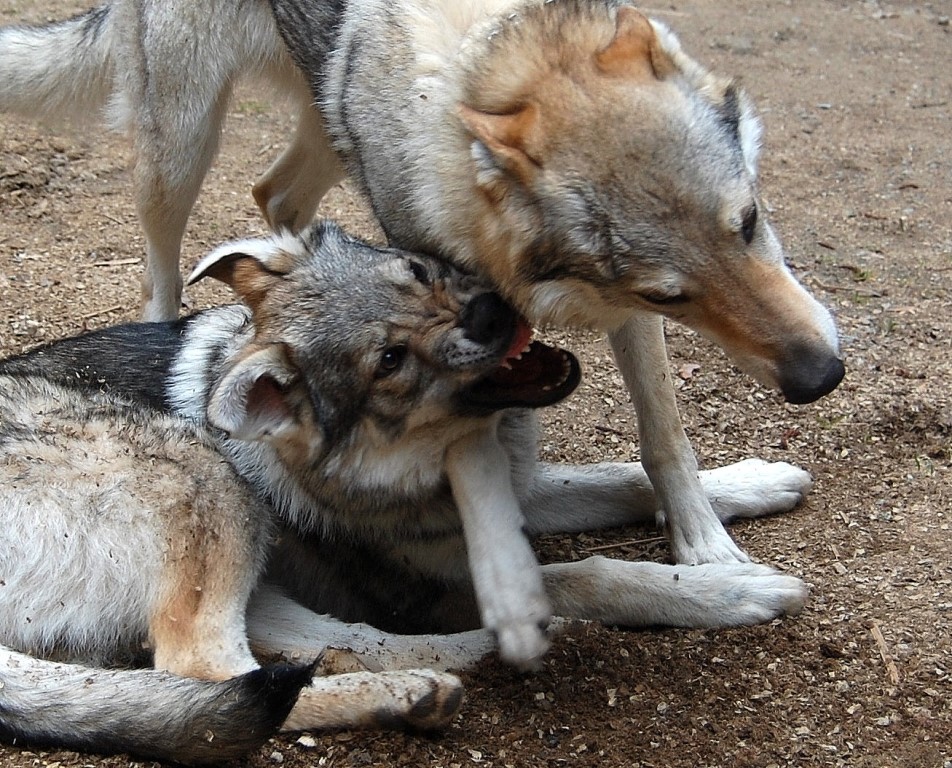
left=740, top=204, right=758, bottom=245
left=407, top=260, right=430, bottom=285
left=639, top=292, right=688, bottom=307
left=377, top=345, right=408, bottom=377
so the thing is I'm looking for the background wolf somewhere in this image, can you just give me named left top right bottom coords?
left=0, top=0, right=843, bottom=580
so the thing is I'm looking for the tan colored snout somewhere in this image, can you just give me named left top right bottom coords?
left=686, top=258, right=844, bottom=404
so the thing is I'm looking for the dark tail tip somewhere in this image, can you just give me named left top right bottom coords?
left=236, top=661, right=317, bottom=727
left=172, top=662, right=315, bottom=764
left=0, top=660, right=315, bottom=766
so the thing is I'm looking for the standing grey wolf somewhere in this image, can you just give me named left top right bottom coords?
left=0, top=0, right=843, bottom=633
left=0, top=220, right=810, bottom=762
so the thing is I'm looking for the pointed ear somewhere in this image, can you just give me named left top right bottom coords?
left=207, top=345, right=317, bottom=449
left=595, top=7, right=676, bottom=79
left=458, top=103, right=541, bottom=191
left=187, top=232, right=309, bottom=311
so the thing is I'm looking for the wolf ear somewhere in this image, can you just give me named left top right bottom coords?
left=596, top=7, right=676, bottom=79
left=458, top=103, right=541, bottom=192
left=207, top=345, right=319, bottom=451
left=187, top=233, right=309, bottom=311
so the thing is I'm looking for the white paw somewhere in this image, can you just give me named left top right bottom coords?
left=674, top=562, right=808, bottom=626
left=701, top=459, right=813, bottom=522
left=487, top=595, right=551, bottom=671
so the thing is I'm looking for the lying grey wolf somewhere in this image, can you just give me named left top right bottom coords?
left=0, top=2, right=842, bottom=603
left=0, top=221, right=809, bottom=762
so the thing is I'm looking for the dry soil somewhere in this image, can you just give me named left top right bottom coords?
left=0, top=1, right=950, bottom=767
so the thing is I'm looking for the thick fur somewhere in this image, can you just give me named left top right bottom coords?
left=0, top=221, right=809, bottom=761
left=0, top=0, right=844, bottom=570
left=0, top=653, right=315, bottom=765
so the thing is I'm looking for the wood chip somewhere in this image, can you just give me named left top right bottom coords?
left=869, top=621, right=901, bottom=686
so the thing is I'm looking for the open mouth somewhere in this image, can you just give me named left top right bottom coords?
left=460, top=319, right=581, bottom=411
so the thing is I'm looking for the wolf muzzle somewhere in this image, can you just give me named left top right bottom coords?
left=460, top=291, right=518, bottom=347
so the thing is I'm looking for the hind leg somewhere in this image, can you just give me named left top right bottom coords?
left=521, top=459, right=812, bottom=535
left=252, top=97, right=344, bottom=232
left=541, top=558, right=807, bottom=629
left=246, top=583, right=497, bottom=674
left=247, top=584, right=481, bottom=732
left=149, top=459, right=268, bottom=681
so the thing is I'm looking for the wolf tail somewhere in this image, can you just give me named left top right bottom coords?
left=0, top=6, right=117, bottom=122
left=0, top=645, right=312, bottom=765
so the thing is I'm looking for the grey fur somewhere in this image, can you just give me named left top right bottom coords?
left=0, top=220, right=811, bottom=760
left=0, top=1, right=843, bottom=574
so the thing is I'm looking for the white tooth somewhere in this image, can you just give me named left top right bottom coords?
left=501, top=361, right=512, bottom=370
left=514, top=353, right=523, bottom=361
left=542, top=384, right=552, bottom=391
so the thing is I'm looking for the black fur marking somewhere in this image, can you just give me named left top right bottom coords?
left=269, top=530, right=480, bottom=634
left=718, top=84, right=743, bottom=148
left=267, top=0, right=347, bottom=96
left=78, top=5, right=110, bottom=41
left=0, top=316, right=197, bottom=411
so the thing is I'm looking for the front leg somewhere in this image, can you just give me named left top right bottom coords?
left=522, top=459, right=812, bottom=536
left=608, top=312, right=749, bottom=564
left=445, top=426, right=551, bottom=670
left=247, top=583, right=497, bottom=674
left=542, top=558, right=807, bottom=628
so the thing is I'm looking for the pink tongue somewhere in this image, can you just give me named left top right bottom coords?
left=504, top=318, right=533, bottom=360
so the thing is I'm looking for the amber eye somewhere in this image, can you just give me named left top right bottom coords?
left=741, top=205, right=758, bottom=245
left=377, top=345, right=408, bottom=377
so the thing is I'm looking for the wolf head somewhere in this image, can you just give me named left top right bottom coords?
left=187, top=222, right=579, bottom=465
left=455, top=2, right=843, bottom=404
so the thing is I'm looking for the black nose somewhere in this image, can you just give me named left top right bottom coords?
left=461, top=292, right=517, bottom=346
left=781, top=353, right=845, bottom=405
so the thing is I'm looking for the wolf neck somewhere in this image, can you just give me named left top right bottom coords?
left=166, top=304, right=254, bottom=422
left=327, top=0, right=625, bottom=329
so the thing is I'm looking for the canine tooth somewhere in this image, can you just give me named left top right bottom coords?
left=542, top=385, right=552, bottom=391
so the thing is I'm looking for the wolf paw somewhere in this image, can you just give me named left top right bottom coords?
left=675, top=562, right=808, bottom=626
left=282, top=669, right=464, bottom=733
left=702, top=459, right=813, bottom=522
left=483, top=585, right=551, bottom=671
left=674, top=528, right=750, bottom=565
left=493, top=614, right=551, bottom=672
left=374, top=670, right=465, bottom=731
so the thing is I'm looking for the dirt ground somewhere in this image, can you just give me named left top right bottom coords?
left=0, top=1, right=950, bottom=766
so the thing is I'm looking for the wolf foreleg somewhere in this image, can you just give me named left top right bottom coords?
left=608, top=312, right=753, bottom=564
left=541, top=559, right=807, bottom=628
left=521, top=459, right=812, bottom=536
left=445, top=426, right=551, bottom=670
